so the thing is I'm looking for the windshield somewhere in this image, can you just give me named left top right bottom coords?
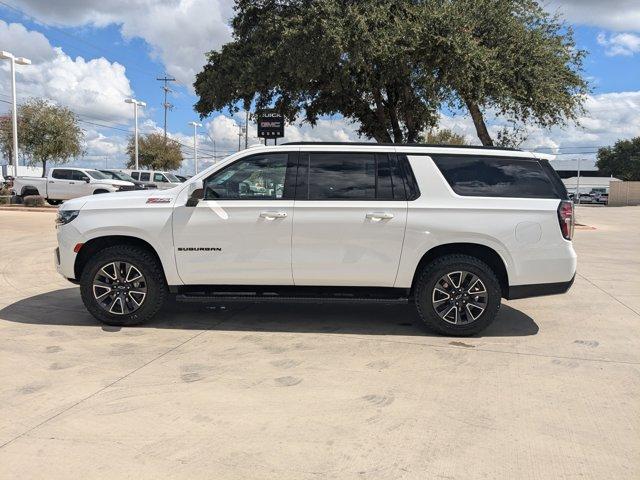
left=86, top=170, right=110, bottom=180
left=164, top=173, right=180, bottom=182
left=110, top=171, right=136, bottom=182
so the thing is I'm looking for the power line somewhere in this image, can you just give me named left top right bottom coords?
left=0, top=0, right=165, bottom=80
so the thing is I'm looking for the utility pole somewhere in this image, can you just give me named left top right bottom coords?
left=156, top=75, right=175, bottom=141
left=238, top=123, right=244, bottom=151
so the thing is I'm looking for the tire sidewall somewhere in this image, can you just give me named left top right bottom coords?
left=415, top=256, right=501, bottom=336
left=80, top=247, right=166, bottom=326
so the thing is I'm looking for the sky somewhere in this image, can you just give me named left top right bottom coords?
left=0, top=0, right=639, bottom=174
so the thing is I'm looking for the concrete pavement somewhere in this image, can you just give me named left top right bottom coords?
left=0, top=206, right=638, bottom=479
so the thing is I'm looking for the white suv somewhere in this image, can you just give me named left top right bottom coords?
left=54, top=143, right=576, bottom=336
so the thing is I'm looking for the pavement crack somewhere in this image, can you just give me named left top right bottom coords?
left=576, top=272, right=640, bottom=318
left=0, top=306, right=249, bottom=450
left=331, top=334, right=640, bottom=366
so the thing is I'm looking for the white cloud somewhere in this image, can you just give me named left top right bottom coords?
left=0, top=20, right=138, bottom=167
left=597, top=32, right=640, bottom=56
left=436, top=91, right=640, bottom=161
left=15, top=0, right=234, bottom=87
left=0, top=21, right=134, bottom=123
left=548, top=1, right=640, bottom=32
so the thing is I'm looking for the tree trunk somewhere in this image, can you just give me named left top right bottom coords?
left=372, top=88, right=393, bottom=143
left=41, top=160, right=47, bottom=177
left=388, top=107, right=404, bottom=143
left=465, top=100, right=494, bottom=146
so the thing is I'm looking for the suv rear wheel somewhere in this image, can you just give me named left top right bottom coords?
left=414, top=254, right=501, bottom=336
left=80, top=245, right=168, bottom=326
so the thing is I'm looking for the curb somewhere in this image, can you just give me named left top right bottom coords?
left=0, top=206, right=57, bottom=213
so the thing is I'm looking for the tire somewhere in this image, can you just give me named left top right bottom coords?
left=47, top=199, right=62, bottom=206
left=414, top=254, right=501, bottom=337
left=79, top=245, right=168, bottom=326
left=93, top=189, right=109, bottom=194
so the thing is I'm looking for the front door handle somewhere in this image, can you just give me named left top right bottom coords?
left=260, top=211, right=287, bottom=219
left=366, top=212, right=394, bottom=221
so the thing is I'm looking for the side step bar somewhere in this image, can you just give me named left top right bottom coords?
left=176, top=294, right=409, bottom=304
left=174, top=286, right=411, bottom=305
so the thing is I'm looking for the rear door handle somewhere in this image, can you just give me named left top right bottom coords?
left=366, top=212, right=394, bottom=221
left=260, top=211, right=287, bottom=219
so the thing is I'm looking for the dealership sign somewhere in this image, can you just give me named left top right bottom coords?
left=257, top=110, right=285, bottom=138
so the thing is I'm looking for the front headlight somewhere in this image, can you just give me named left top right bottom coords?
left=55, top=210, right=80, bottom=226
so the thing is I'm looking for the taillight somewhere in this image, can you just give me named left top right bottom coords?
left=557, top=200, right=574, bottom=240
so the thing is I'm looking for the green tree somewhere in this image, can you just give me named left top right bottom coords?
left=419, top=128, right=467, bottom=145
left=596, top=137, right=640, bottom=181
left=0, top=114, right=18, bottom=162
left=433, top=0, right=588, bottom=146
left=194, top=0, right=587, bottom=146
left=0, top=99, right=83, bottom=176
left=195, top=0, right=445, bottom=143
left=127, top=133, right=183, bottom=171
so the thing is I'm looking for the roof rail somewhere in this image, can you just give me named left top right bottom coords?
left=280, top=141, right=521, bottom=151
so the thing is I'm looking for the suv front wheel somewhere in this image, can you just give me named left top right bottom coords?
left=80, top=245, right=168, bottom=326
left=414, top=254, right=501, bottom=336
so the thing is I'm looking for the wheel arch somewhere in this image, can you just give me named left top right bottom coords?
left=410, top=243, right=509, bottom=298
left=74, top=235, right=166, bottom=283
left=21, top=186, right=40, bottom=196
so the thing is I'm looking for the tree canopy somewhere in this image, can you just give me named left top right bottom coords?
left=597, top=137, right=640, bottom=181
left=194, top=0, right=588, bottom=145
left=419, top=128, right=467, bottom=145
left=127, top=133, right=183, bottom=171
left=0, top=98, right=83, bottom=176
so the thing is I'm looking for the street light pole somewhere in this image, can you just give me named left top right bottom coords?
left=576, top=157, right=581, bottom=205
left=188, top=121, right=202, bottom=175
left=0, top=51, right=31, bottom=177
left=125, top=98, right=146, bottom=170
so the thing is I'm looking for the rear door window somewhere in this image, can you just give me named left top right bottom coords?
left=298, top=152, right=409, bottom=200
left=130, top=172, right=139, bottom=180
left=51, top=169, right=72, bottom=180
left=296, top=152, right=417, bottom=201
left=139, top=172, right=151, bottom=182
left=307, top=153, right=376, bottom=200
left=431, top=155, right=560, bottom=199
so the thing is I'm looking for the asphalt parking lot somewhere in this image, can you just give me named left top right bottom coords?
left=0, top=206, right=638, bottom=479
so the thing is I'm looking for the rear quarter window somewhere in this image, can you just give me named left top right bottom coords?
left=431, top=155, right=560, bottom=199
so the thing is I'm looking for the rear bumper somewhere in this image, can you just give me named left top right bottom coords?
left=506, top=274, right=575, bottom=300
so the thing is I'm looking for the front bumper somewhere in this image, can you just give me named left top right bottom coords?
left=55, top=223, right=83, bottom=280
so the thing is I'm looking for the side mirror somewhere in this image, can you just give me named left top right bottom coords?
left=186, top=180, right=204, bottom=207
left=83, top=177, right=90, bottom=183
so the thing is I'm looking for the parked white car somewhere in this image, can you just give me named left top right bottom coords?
left=124, top=170, right=182, bottom=190
left=12, top=167, right=135, bottom=205
left=55, top=143, right=576, bottom=336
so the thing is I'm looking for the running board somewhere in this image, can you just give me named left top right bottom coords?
left=174, top=286, right=410, bottom=305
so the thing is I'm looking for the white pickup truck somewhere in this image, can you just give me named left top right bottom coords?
left=12, top=167, right=135, bottom=205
